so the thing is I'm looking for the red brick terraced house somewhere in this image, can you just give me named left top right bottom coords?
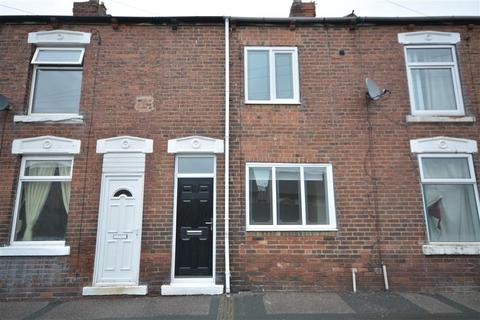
left=0, top=0, right=479, bottom=300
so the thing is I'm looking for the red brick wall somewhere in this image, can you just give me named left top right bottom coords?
left=0, top=23, right=226, bottom=300
left=228, top=24, right=480, bottom=292
left=0, top=20, right=479, bottom=300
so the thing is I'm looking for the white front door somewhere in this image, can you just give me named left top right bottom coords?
left=94, top=176, right=143, bottom=286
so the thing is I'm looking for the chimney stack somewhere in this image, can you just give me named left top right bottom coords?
left=289, top=0, right=316, bottom=18
left=73, top=0, right=107, bottom=16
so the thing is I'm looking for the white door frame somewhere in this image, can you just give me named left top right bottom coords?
left=83, top=136, right=153, bottom=296
left=170, top=154, right=217, bottom=283
left=162, top=136, right=224, bottom=295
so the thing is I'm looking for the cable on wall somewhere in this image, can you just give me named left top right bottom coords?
left=75, top=29, right=102, bottom=277
left=354, top=26, right=385, bottom=272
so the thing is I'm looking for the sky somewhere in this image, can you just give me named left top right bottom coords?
left=0, top=0, right=479, bottom=17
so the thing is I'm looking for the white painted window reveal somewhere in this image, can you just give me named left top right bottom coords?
left=246, top=163, right=336, bottom=231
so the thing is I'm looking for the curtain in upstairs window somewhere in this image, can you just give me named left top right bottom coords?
left=411, top=68, right=456, bottom=111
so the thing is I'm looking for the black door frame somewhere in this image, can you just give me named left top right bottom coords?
left=170, top=154, right=217, bottom=282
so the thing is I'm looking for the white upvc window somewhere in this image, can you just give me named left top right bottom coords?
left=246, top=163, right=336, bottom=231
left=244, top=47, right=300, bottom=104
left=28, top=47, right=85, bottom=115
left=418, top=154, right=480, bottom=243
left=10, top=157, right=73, bottom=245
left=0, top=135, right=81, bottom=256
left=404, top=45, right=464, bottom=115
left=398, top=31, right=464, bottom=116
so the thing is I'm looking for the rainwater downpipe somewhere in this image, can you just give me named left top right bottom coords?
left=224, top=17, right=231, bottom=295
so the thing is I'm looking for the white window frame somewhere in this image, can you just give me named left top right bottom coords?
left=27, top=47, right=84, bottom=117
left=410, top=136, right=480, bottom=254
left=31, top=47, right=85, bottom=65
left=418, top=153, right=480, bottom=244
left=244, top=47, right=300, bottom=104
left=246, top=163, right=336, bottom=231
left=0, top=156, right=74, bottom=256
left=28, top=66, right=83, bottom=116
left=404, top=44, right=464, bottom=116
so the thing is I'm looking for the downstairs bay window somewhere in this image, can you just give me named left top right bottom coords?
left=246, top=163, right=336, bottom=231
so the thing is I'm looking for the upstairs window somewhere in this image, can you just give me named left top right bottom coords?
left=405, top=46, right=463, bottom=114
left=246, top=163, right=336, bottom=231
left=398, top=31, right=464, bottom=116
left=29, top=47, right=85, bottom=114
left=244, top=47, right=300, bottom=104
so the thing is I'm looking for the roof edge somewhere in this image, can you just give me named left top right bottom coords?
left=1, top=15, right=480, bottom=25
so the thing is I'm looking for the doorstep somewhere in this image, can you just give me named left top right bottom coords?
left=82, top=285, right=148, bottom=296
left=161, top=279, right=223, bottom=295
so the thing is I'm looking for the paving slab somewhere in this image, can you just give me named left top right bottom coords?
left=234, top=294, right=266, bottom=319
left=400, top=293, right=461, bottom=314
left=340, top=293, right=428, bottom=316
left=38, top=296, right=212, bottom=320
left=263, top=292, right=354, bottom=314
left=0, top=301, right=49, bottom=320
left=441, top=292, right=480, bottom=313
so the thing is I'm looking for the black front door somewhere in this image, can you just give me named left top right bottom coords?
left=175, top=178, right=213, bottom=277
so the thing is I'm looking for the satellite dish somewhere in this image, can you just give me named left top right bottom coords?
left=0, top=94, right=11, bottom=111
left=365, top=78, right=390, bottom=101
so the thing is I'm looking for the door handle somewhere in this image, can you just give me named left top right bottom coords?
left=186, top=230, right=203, bottom=236
left=205, top=221, right=213, bottom=225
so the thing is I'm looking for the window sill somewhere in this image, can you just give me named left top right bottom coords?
left=406, top=115, right=476, bottom=123
left=0, top=245, right=70, bottom=256
left=244, top=101, right=301, bottom=105
left=422, top=244, right=480, bottom=255
left=246, top=226, right=337, bottom=232
left=14, top=114, right=84, bottom=124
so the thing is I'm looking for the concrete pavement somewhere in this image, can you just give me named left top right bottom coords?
left=1, top=291, right=479, bottom=320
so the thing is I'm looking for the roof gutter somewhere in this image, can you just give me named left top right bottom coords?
left=0, top=15, right=225, bottom=24
left=1, top=15, right=480, bottom=26
left=229, top=16, right=480, bottom=25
